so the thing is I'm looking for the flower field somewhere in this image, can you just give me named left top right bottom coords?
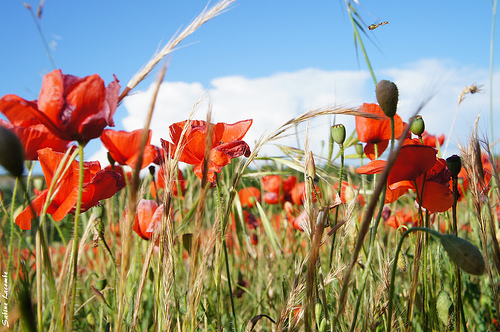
left=0, top=1, right=499, bottom=331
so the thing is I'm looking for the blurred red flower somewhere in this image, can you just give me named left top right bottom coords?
left=355, top=103, right=404, bottom=160
left=100, top=129, right=159, bottom=169
left=422, top=131, right=445, bottom=148
left=262, top=175, right=297, bottom=204
left=238, top=187, right=261, bottom=208
left=0, top=69, right=120, bottom=142
left=150, top=166, right=186, bottom=199
left=15, top=148, right=125, bottom=230
left=333, top=180, right=365, bottom=206
left=0, top=119, right=69, bottom=160
left=386, top=210, right=414, bottom=229
left=132, top=199, right=164, bottom=240
left=161, top=119, right=252, bottom=183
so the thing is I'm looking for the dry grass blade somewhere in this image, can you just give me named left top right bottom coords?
left=118, top=0, right=235, bottom=102
left=116, top=65, right=167, bottom=332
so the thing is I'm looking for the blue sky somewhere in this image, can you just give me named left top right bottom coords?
left=1, top=0, right=499, bottom=167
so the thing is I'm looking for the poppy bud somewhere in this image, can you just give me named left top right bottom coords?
left=93, top=204, right=105, bottom=219
left=0, top=125, right=24, bottom=177
left=95, top=278, right=107, bottom=291
left=33, top=177, right=44, bottom=192
left=446, top=155, right=462, bottom=177
left=410, top=115, right=425, bottom=136
left=440, top=234, right=485, bottom=275
left=319, top=318, right=328, bottom=332
left=436, top=290, right=455, bottom=328
left=331, top=124, right=346, bottom=145
left=107, top=152, right=115, bottom=167
left=355, top=143, right=364, bottom=156
left=315, top=302, right=322, bottom=320
left=149, top=165, right=156, bottom=177
left=376, top=80, right=399, bottom=118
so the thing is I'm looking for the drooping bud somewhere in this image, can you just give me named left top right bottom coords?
left=376, top=80, right=399, bottom=118
left=331, top=124, right=346, bottom=145
left=446, top=155, right=462, bottom=178
left=0, top=125, right=25, bottom=177
left=410, top=115, right=425, bottom=136
left=440, top=234, right=485, bottom=275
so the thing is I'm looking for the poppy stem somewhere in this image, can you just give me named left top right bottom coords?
left=66, top=141, right=85, bottom=330
left=451, top=174, right=463, bottom=332
left=329, top=143, right=344, bottom=269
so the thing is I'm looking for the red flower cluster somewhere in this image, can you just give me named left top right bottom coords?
left=16, top=148, right=125, bottom=230
left=161, top=120, right=252, bottom=183
left=356, top=143, right=454, bottom=212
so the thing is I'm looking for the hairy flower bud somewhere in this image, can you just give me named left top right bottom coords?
left=0, top=125, right=24, bottom=177
left=436, top=290, right=455, bottom=328
left=440, top=234, right=485, bottom=275
left=410, top=115, right=425, bottom=136
left=376, top=80, right=399, bottom=118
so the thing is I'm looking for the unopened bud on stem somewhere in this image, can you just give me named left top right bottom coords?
left=376, top=80, right=399, bottom=118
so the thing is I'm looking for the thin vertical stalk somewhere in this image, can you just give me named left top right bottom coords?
left=329, top=143, right=344, bottom=268
left=65, top=141, right=85, bottom=330
left=451, top=175, right=463, bottom=332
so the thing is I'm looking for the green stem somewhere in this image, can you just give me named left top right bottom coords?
left=387, top=227, right=443, bottom=332
left=66, top=142, right=85, bottom=330
left=329, top=143, right=344, bottom=268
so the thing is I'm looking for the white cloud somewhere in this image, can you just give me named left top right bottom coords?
left=89, top=60, right=499, bottom=169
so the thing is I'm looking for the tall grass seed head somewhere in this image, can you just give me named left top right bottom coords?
left=375, top=80, right=399, bottom=118
left=0, top=125, right=25, bottom=177
left=410, top=115, right=425, bottom=136
left=440, top=234, right=485, bottom=275
left=331, top=123, right=346, bottom=145
left=307, top=151, right=316, bottom=179
left=446, top=155, right=462, bottom=177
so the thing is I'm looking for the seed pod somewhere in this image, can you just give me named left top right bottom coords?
left=331, top=124, right=346, bottom=145
left=410, top=115, right=425, bottom=136
left=375, top=80, right=399, bottom=118
left=0, top=125, right=25, bottom=177
left=436, top=290, right=455, bottom=329
left=440, top=234, right=485, bottom=275
left=446, top=155, right=462, bottom=177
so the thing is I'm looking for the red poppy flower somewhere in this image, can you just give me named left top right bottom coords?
left=386, top=210, right=414, bottom=229
left=238, top=187, right=261, bottom=208
left=290, top=182, right=319, bottom=206
left=150, top=166, right=186, bottom=199
left=355, top=103, right=404, bottom=160
left=0, top=69, right=120, bottom=142
left=333, top=181, right=365, bottom=205
left=422, top=131, right=445, bottom=148
left=15, top=148, right=125, bottom=230
left=161, top=119, right=252, bottom=183
left=100, top=129, right=159, bottom=169
left=132, top=199, right=164, bottom=240
left=0, top=119, right=69, bottom=160
left=357, top=144, right=454, bottom=212
left=262, top=175, right=297, bottom=204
